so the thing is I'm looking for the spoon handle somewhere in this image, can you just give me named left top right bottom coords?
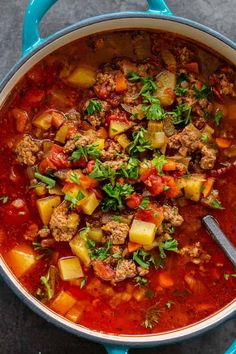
left=202, top=215, right=236, bottom=268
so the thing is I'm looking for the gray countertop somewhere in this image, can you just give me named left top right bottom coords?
left=0, top=1, right=235, bottom=353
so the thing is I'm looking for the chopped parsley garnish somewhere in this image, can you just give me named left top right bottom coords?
left=89, top=159, right=115, bottom=184
left=70, top=144, right=101, bottom=162
left=168, top=103, right=192, bottom=125
left=86, top=99, right=102, bottom=115
left=142, top=92, right=164, bottom=121
left=119, top=157, right=140, bottom=180
left=89, top=239, right=112, bottom=261
left=159, top=239, right=178, bottom=259
left=193, top=83, right=211, bottom=99
left=79, top=224, right=91, bottom=241
left=65, top=190, right=85, bottom=209
left=133, top=249, right=160, bottom=270
left=127, top=71, right=141, bottom=82
left=80, top=276, right=88, bottom=289
left=128, top=127, right=152, bottom=157
left=142, top=303, right=161, bottom=329
left=139, top=197, right=150, bottom=210
left=135, top=275, right=149, bottom=287
left=38, top=265, right=58, bottom=301
left=214, top=110, right=223, bottom=126
left=101, top=182, right=134, bottom=211
left=201, top=133, right=209, bottom=144
left=0, top=195, right=8, bottom=204
left=166, top=300, right=175, bottom=309
left=175, top=86, right=188, bottom=96
left=68, top=171, right=80, bottom=184
left=152, top=155, right=167, bottom=175
left=139, top=77, right=157, bottom=96
left=34, top=172, right=56, bottom=189
left=224, top=273, right=236, bottom=280
left=210, top=199, right=222, bottom=209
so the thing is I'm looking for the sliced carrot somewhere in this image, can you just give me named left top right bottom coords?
left=182, top=62, right=199, bottom=74
left=51, top=111, right=66, bottom=128
left=202, top=177, right=215, bottom=198
left=162, top=160, right=177, bottom=171
left=97, top=127, right=108, bottom=139
left=158, top=271, right=174, bottom=288
left=127, top=241, right=141, bottom=253
left=115, top=72, right=128, bottom=93
left=215, top=138, right=232, bottom=148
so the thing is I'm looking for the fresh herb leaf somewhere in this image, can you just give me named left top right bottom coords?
left=39, top=265, right=58, bottom=301
left=133, top=251, right=150, bottom=269
left=193, top=83, right=211, bottom=99
left=127, top=71, right=141, bottom=82
left=128, top=127, right=152, bottom=157
left=35, top=172, right=56, bottom=189
left=112, top=250, right=122, bottom=259
left=224, top=273, right=236, bottom=280
left=80, top=276, right=88, bottom=289
left=120, top=157, right=140, bottom=180
left=142, top=303, right=161, bottom=329
left=89, top=159, right=116, bottom=184
left=201, top=133, right=208, bottom=143
left=89, top=239, right=112, bottom=261
left=32, top=240, right=53, bottom=260
left=166, top=300, right=175, bottom=309
left=210, top=199, right=222, bottom=209
left=86, top=99, right=102, bottom=115
left=159, top=239, right=178, bottom=259
left=70, top=144, right=101, bottom=162
left=214, top=110, right=223, bottom=126
left=79, top=224, right=91, bottom=241
left=152, top=155, right=167, bottom=175
left=177, top=73, right=188, bottom=85
left=101, top=182, right=134, bottom=211
left=139, top=197, right=150, bottom=210
left=65, top=190, right=85, bottom=209
left=163, top=185, right=170, bottom=191
left=175, top=86, right=188, bottom=96
left=133, top=249, right=159, bottom=270
left=142, top=92, right=164, bottom=121
left=0, top=195, right=8, bottom=204
left=135, top=275, right=149, bottom=287
left=68, top=171, right=80, bottom=184
left=139, top=77, right=157, bottom=96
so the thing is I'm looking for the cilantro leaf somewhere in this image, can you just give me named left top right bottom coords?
left=89, top=239, right=112, bottom=261
left=159, top=239, right=178, bottom=259
left=86, top=99, right=102, bottom=115
left=70, top=144, right=101, bottom=162
left=101, top=182, right=134, bottom=211
left=127, top=71, right=141, bottom=82
left=65, top=190, right=85, bottom=209
left=142, top=92, right=164, bottom=120
left=214, top=110, right=223, bottom=126
left=119, top=157, right=140, bottom=180
left=89, top=159, right=116, bottom=184
left=128, top=127, right=152, bottom=156
left=34, top=172, right=56, bottom=189
left=193, top=83, right=211, bottom=99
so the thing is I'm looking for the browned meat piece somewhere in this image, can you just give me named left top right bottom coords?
left=102, top=221, right=129, bottom=245
left=200, top=145, right=217, bottom=170
left=49, top=202, right=79, bottom=241
left=24, top=223, right=38, bottom=241
left=92, top=260, right=115, bottom=281
left=100, top=139, right=123, bottom=161
left=54, top=169, right=68, bottom=181
left=15, top=135, right=41, bottom=166
left=176, top=46, right=194, bottom=64
left=114, top=259, right=137, bottom=282
left=84, top=100, right=109, bottom=128
left=163, top=205, right=184, bottom=227
left=201, top=189, right=221, bottom=209
left=167, top=134, right=181, bottom=149
left=179, top=125, right=201, bottom=151
left=64, top=131, right=97, bottom=154
left=94, top=72, right=116, bottom=98
left=163, top=116, right=177, bottom=137
left=65, top=108, right=81, bottom=122
left=103, top=157, right=128, bottom=171
left=38, top=227, right=50, bottom=238
left=179, top=242, right=211, bottom=264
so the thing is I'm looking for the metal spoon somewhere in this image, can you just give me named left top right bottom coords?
left=202, top=215, right=236, bottom=268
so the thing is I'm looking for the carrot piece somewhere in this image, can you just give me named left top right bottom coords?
left=158, top=271, right=174, bottom=288
left=115, top=73, right=127, bottom=93
left=194, top=80, right=202, bottom=90
left=12, top=108, right=28, bottom=133
left=183, top=62, right=199, bottom=74
left=202, top=177, right=215, bottom=198
left=162, top=160, right=177, bottom=171
left=51, top=111, right=66, bottom=128
left=215, top=138, right=232, bottom=148
left=97, top=127, right=108, bottom=139
left=128, top=241, right=141, bottom=253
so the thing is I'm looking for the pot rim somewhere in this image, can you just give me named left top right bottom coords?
left=0, top=11, right=235, bottom=347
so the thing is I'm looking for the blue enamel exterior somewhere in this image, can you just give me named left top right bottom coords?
left=0, top=1, right=235, bottom=354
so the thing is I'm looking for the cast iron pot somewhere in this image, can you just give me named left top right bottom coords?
left=0, top=1, right=235, bottom=353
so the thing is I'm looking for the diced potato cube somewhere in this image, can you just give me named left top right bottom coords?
left=147, top=121, right=163, bottom=134
left=55, top=124, right=69, bottom=144
left=69, top=235, right=91, bottom=266
left=184, top=175, right=206, bottom=202
left=35, top=185, right=47, bottom=196
left=65, top=303, right=85, bottom=323
left=58, top=257, right=84, bottom=280
left=109, top=121, right=130, bottom=137
left=36, top=196, right=61, bottom=225
left=43, top=141, right=53, bottom=153
left=116, top=134, right=130, bottom=149
left=5, top=244, right=36, bottom=278
left=50, top=290, right=76, bottom=316
left=155, top=71, right=176, bottom=106
left=67, top=65, right=96, bottom=88
left=151, top=132, right=165, bottom=148
left=88, top=228, right=103, bottom=242
left=33, top=111, right=52, bottom=130
left=81, top=192, right=99, bottom=215
left=161, top=49, right=176, bottom=68
left=62, top=185, right=88, bottom=207
left=129, top=219, right=156, bottom=245
left=67, top=214, right=80, bottom=228
left=94, top=138, right=105, bottom=151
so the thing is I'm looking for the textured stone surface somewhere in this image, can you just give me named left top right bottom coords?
left=0, top=1, right=235, bottom=353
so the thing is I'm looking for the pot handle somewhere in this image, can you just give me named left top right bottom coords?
left=104, top=345, right=130, bottom=354
left=22, top=0, right=173, bottom=56
left=225, top=341, right=236, bottom=354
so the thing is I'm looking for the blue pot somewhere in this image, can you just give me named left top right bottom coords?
left=0, top=1, right=235, bottom=353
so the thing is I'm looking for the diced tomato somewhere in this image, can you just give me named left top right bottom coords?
left=162, top=176, right=179, bottom=198
left=136, top=204, right=164, bottom=227
left=39, top=144, right=68, bottom=173
left=139, top=166, right=156, bottom=182
left=143, top=172, right=164, bottom=196
left=66, top=127, right=79, bottom=139
left=65, top=170, right=98, bottom=189
left=20, top=88, right=45, bottom=109
left=106, top=111, right=130, bottom=124
left=86, top=160, right=95, bottom=174
left=69, top=156, right=87, bottom=168
left=126, top=193, right=142, bottom=209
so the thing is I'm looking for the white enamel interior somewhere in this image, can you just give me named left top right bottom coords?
left=0, top=17, right=235, bottom=345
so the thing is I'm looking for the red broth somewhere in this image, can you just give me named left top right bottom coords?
left=0, top=30, right=235, bottom=335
